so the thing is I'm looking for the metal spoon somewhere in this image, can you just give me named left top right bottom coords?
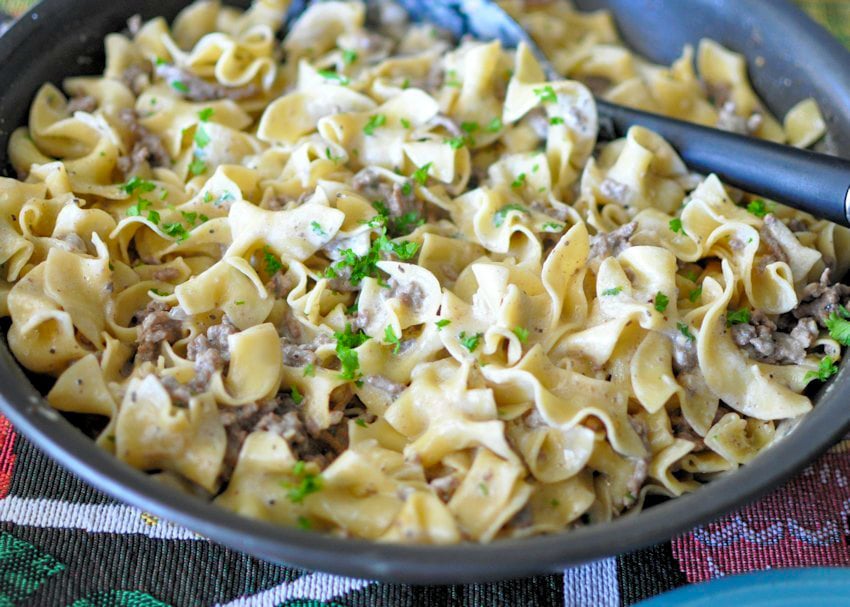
left=284, top=0, right=850, bottom=226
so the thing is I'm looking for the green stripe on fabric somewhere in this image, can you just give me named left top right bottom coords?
left=0, top=530, right=64, bottom=606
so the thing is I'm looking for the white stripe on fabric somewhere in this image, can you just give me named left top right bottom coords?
left=0, top=496, right=198, bottom=539
left=215, top=572, right=373, bottom=607
left=563, top=558, right=620, bottom=607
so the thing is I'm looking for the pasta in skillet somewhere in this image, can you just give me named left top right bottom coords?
left=1, top=0, right=847, bottom=543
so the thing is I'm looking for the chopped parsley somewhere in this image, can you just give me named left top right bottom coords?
left=542, top=222, right=564, bottom=232
left=461, top=121, right=479, bottom=133
left=194, top=125, right=210, bottom=148
left=317, top=69, right=349, bottom=85
left=669, top=218, right=685, bottom=235
left=511, top=173, right=527, bottom=189
left=149, top=288, right=169, bottom=297
left=401, top=77, right=410, bottom=89
left=493, top=203, right=529, bottom=227
left=122, top=176, right=156, bottom=195
left=170, top=80, right=189, bottom=94
left=297, top=516, right=312, bottom=530
left=458, top=331, right=482, bottom=353
left=826, top=306, right=850, bottom=345
left=400, top=117, right=411, bottom=129
left=444, top=69, right=461, bottom=87
left=363, top=113, right=386, bottom=136
left=512, top=326, right=529, bottom=343
left=234, top=300, right=245, bottom=305
left=805, top=356, right=839, bottom=383
left=162, top=222, right=189, bottom=241
left=677, top=322, right=695, bottom=342
left=383, top=325, right=402, bottom=354
left=180, top=210, right=199, bottom=225
left=263, top=246, right=283, bottom=275
left=602, top=286, right=623, bottom=297
left=486, top=117, right=502, bottom=132
left=412, top=162, right=432, bottom=186
left=198, top=107, right=214, bottom=121
left=688, top=286, right=703, bottom=303
left=283, top=462, right=322, bottom=504
left=726, top=308, right=751, bottom=326
left=401, top=181, right=413, bottom=196
left=188, top=157, right=207, bottom=176
left=126, top=198, right=152, bottom=217
left=746, top=198, right=771, bottom=218
left=147, top=209, right=160, bottom=225
left=655, top=291, right=670, bottom=312
left=342, top=49, right=358, bottom=65
left=355, top=418, right=368, bottom=428
left=478, top=482, right=489, bottom=496
left=436, top=319, right=451, bottom=330
left=334, top=324, right=370, bottom=381
left=446, top=136, right=467, bottom=150
left=290, top=385, right=304, bottom=405
left=310, top=221, right=326, bottom=237
left=533, top=85, right=557, bottom=104
left=303, top=363, right=316, bottom=377
left=550, top=116, right=565, bottom=125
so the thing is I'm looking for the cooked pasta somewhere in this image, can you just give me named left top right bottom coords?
left=1, top=0, right=846, bottom=543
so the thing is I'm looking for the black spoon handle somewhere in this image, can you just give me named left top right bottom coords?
left=596, top=99, right=850, bottom=226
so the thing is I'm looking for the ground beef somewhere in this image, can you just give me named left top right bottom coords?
left=134, top=301, right=184, bottom=363
left=588, top=222, right=637, bottom=264
left=281, top=343, right=318, bottom=368
left=350, top=309, right=371, bottom=331
left=731, top=310, right=819, bottom=365
left=625, top=458, right=648, bottom=502
left=266, top=272, right=296, bottom=299
left=219, top=393, right=349, bottom=480
left=672, top=332, right=698, bottom=373
left=599, top=178, right=633, bottom=205
left=67, top=95, right=98, bottom=114
left=116, top=109, right=171, bottom=177
left=387, top=277, right=425, bottom=309
left=155, top=63, right=258, bottom=102
left=352, top=168, right=422, bottom=219
left=364, top=375, right=406, bottom=400
left=429, top=474, right=460, bottom=502
left=120, top=62, right=152, bottom=96
left=793, top=268, right=850, bottom=325
left=183, top=319, right=238, bottom=394
left=758, top=214, right=790, bottom=265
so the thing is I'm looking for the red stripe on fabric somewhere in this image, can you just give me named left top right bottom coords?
left=672, top=446, right=850, bottom=582
left=0, top=414, right=17, bottom=499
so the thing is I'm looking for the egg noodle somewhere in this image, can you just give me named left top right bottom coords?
left=0, top=0, right=846, bottom=543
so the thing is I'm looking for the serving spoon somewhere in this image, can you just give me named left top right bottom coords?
left=288, top=0, right=850, bottom=226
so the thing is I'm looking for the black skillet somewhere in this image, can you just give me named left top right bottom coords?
left=0, top=0, right=849, bottom=584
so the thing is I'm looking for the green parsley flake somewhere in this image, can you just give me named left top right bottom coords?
left=550, top=116, right=565, bottom=125
left=511, top=173, right=527, bottom=189
left=446, top=136, right=466, bottom=150
left=689, top=286, right=703, bottom=303
left=401, top=181, right=413, bottom=196
left=263, top=247, right=283, bottom=275
left=461, top=121, right=479, bottom=133
left=726, top=308, right=751, bottom=326
left=203, top=191, right=214, bottom=203
left=198, top=107, right=214, bottom=121
left=602, top=286, right=623, bottom=296
left=355, top=418, right=368, bottom=428
left=412, top=162, right=433, bottom=185
left=122, top=176, right=156, bottom=195
left=655, top=291, right=670, bottom=312
left=512, top=326, right=529, bottom=343
left=533, top=85, right=557, bottom=103
left=444, top=69, right=461, bottom=87
left=342, top=49, right=358, bottom=65
left=311, top=221, right=326, bottom=237
left=669, top=218, right=685, bottom=235
left=194, top=125, right=210, bottom=149
left=383, top=325, right=402, bottom=354
left=363, top=114, right=387, bottom=136
left=436, top=319, right=451, bottom=330
left=826, top=307, right=850, bottom=345
left=746, top=198, right=770, bottom=218
left=334, top=324, right=370, bottom=381
left=162, top=222, right=189, bottom=241
left=234, top=300, right=245, bottom=305
left=400, top=117, right=411, bottom=129
left=189, top=157, right=207, bottom=176
left=291, top=385, right=304, bottom=405
left=126, top=198, right=151, bottom=217
left=283, top=463, right=322, bottom=504
left=478, top=482, right=489, bottom=496
left=493, top=203, right=529, bottom=227
left=180, top=210, right=198, bottom=225
left=159, top=189, right=169, bottom=201
left=486, top=117, right=502, bottom=132
left=677, top=322, right=695, bottom=342
left=303, top=363, right=316, bottom=377
left=297, top=516, right=312, bottom=530
left=805, top=356, right=839, bottom=383
left=542, top=222, right=564, bottom=232
left=458, top=331, right=482, bottom=353
left=171, top=80, right=189, bottom=94
left=317, top=69, right=349, bottom=85
left=401, top=77, right=410, bottom=89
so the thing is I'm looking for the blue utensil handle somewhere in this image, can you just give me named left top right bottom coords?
left=596, top=99, right=850, bottom=226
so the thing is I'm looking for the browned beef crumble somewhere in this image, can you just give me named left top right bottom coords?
left=134, top=301, right=184, bottom=363
left=588, top=221, right=636, bottom=264
left=120, top=62, right=153, bottom=96
left=155, top=63, right=258, bottom=102
left=116, top=109, right=171, bottom=177
left=731, top=310, right=819, bottom=365
left=352, top=167, right=422, bottom=219
left=794, top=268, right=850, bottom=325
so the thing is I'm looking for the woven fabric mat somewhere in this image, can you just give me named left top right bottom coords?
left=1, top=1, right=849, bottom=605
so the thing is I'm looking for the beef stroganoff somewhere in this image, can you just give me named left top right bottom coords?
left=1, top=0, right=847, bottom=543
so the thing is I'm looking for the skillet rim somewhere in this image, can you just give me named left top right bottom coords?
left=0, top=0, right=849, bottom=584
